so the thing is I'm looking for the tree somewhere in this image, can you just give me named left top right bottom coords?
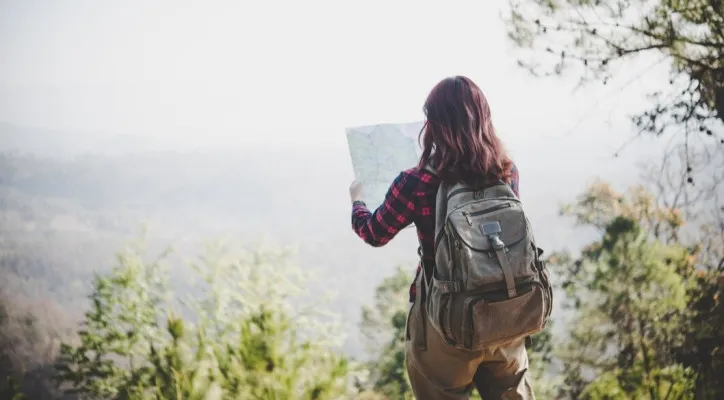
left=504, top=0, right=724, bottom=168
left=640, top=138, right=724, bottom=399
left=358, top=265, right=414, bottom=399
left=550, top=179, right=722, bottom=399
left=53, top=238, right=352, bottom=399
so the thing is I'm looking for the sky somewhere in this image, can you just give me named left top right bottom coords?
left=0, top=1, right=669, bottom=134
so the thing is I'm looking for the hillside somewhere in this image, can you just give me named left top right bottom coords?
left=0, top=121, right=652, bottom=358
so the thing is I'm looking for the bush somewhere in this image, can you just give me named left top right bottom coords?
left=53, top=239, right=353, bottom=399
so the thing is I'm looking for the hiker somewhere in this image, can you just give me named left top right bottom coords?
left=349, top=76, right=552, bottom=399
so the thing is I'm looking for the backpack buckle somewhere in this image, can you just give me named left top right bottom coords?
left=480, top=222, right=505, bottom=249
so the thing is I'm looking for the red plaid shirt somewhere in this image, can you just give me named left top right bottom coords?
left=351, top=165, right=520, bottom=303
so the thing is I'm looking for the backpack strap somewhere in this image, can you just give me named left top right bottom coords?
left=417, top=175, right=449, bottom=300
left=493, top=246, right=519, bottom=298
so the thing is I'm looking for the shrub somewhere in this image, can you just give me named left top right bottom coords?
left=54, top=239, right=352, bottom=399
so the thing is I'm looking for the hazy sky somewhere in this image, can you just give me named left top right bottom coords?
left=1, top=0, right=672, bottom=169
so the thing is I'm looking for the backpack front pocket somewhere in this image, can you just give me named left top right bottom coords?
left=460, top=283, right=548, bottom=350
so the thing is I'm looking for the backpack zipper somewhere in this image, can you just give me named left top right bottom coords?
left=444, top=222, right=463, bottom=280
left=470, top=203, right=512, bottom=217
left=463, top=213, right=473, bottom=225
left=461, top=203, right=512, bottom=226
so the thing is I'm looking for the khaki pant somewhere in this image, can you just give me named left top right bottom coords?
left=404, top=279, right=535, bottom=400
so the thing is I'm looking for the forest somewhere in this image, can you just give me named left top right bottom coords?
left=1, top=0, right=723, bottom=398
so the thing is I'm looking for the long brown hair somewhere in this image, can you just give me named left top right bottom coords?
left=418, top=76, right=513, bottom=187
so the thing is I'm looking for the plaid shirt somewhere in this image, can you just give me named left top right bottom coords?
left=351, top=165, right=520, bottom=303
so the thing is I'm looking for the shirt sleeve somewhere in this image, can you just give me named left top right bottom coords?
left=351, top=171, right=416, bottom=247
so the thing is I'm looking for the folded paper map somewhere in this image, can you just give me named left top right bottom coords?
left=345, top=121, right=425, bottom=210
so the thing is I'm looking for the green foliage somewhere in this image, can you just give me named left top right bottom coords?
left=359, top=265, right=414, bottom=399
left=1, top=376, right=26, bottom=400
left=54, top=238, right=352, bottom=399
left=677, top=215, right=724, bottom=400
left=581, top=364, right=696, bottom=400
left=551, top=180, right=710, bottom=399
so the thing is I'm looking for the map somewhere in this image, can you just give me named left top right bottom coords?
left=345, top=121, right=425, bottom=210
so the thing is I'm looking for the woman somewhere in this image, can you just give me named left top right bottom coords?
left=349, top=76, right=534, bottom=400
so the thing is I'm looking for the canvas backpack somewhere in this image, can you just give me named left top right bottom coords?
left=420, top=166, right=553, bottom=351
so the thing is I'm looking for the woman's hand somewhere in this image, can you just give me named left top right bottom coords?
left=349, top=181, right=364, bottom=203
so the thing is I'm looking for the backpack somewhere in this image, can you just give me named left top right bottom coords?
left=420, top=166, right=553, bottom=351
